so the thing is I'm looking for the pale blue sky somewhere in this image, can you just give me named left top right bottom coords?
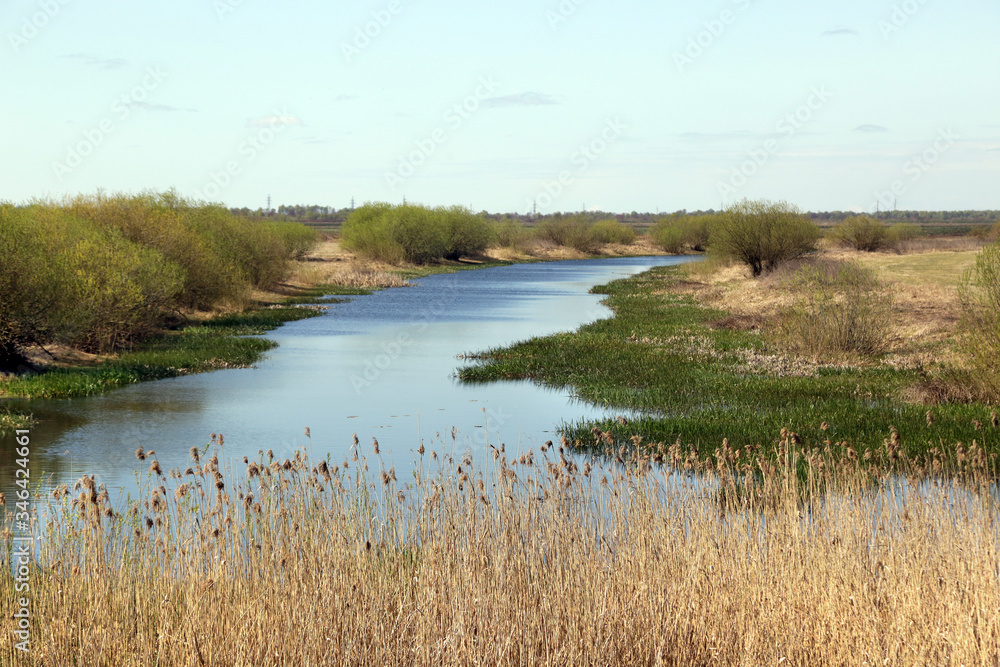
left=2, top=0, right=997, bottom=213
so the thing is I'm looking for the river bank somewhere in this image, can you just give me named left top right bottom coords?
left=0, top=236, right=670, bottom=429
left=459, top=244, right=996, bottom=462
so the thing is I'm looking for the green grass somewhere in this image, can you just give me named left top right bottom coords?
left=0, top=307, right=321, bottom=400
left=0, top=407, right=34, bottom=433
left=458, top=266, right=997, bottom=459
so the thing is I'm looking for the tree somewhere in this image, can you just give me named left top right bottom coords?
left=710, top=198, right=820, bottom=276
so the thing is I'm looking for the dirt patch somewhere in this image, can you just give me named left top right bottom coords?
left=709, top=314, right=768, bottom=332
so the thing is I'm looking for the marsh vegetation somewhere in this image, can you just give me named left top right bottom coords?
left=1, top=429, right=996, bottom=665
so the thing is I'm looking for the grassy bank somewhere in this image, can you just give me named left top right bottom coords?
left=0, top=307, right=324, bottom=401
left=458, top=262, right=996, bottom=461
left=1, top=434, right=996, bottom=665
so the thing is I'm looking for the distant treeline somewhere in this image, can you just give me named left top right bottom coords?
left=1, top=192, right=317, bottom=371
left=242, top=205, right=1000, bottom=230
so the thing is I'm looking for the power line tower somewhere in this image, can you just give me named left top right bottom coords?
left=267, top=195, right=272, bottom=212
left=350, top=196, right=355, bottom=210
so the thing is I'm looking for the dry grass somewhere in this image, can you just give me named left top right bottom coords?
left=2, top=431, right=998, bottom=665
left=679, top=247, right=977, bottom=368
left=288, top=238, right=411, bottom=289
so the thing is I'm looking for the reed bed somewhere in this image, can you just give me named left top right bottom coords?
left=2, top=429, right=998, bottom=665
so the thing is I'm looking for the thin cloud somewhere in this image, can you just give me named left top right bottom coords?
left=334, top=94, right=359, bottom=102
left=677, top=130, right=756, bottom=142
left=247, top=115, right=304, bottom=128
left=62, top=53, right=128, bottom=69
left=822, top=28, right=859, bottom=37
left=131, top=101, right=198, bottom=113
left=484, top=91, right=560, bottom=108
left=854, top=124, right=889, bottom=133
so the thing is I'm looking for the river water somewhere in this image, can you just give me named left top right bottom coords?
left=0, top=256, right=695, bottom=499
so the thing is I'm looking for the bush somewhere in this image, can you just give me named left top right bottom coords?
left=67, top=192, right=316, bottom=308
left=650, top=220, right=685, bottom=254
left=387, top=204, right=449, bottom=264
left=342, top=203, right=490, bottom=264
left=831, top=216, right=891, bottom=252
left=651, top=214, right=717, bottom=254
left=711, top=199, right=820, bottom=277
left=681, top=215, right=714, bottom=251
left=589, top=220, right=636, bottom=246
left=491, top=219, right=531, bottom=251
left=0, top=204, right=184, bottom=355
left=957, top=242, right=1000, bottom=401
left=887, top=222, right=920, bottom=245
left=0, top=192, right=316, bottom=366
left=780, top=260, right=894, bottom=357
left=441, top=206, right=493, bottom=259
left=535, top=215, right=600, bottom=253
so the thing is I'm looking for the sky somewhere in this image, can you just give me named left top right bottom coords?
left=1, top=0, right=998, bottom=214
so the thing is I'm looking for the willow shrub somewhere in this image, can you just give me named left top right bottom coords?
left=0, top=193, right=316, bottom=364
left=780, top=260, right=894, bottom=358
left=67, top=192, right=240, bottom=310
left=830, top=216, right=891, bottom=252
left=589, top=219, right=636, bottom=246
left=490, top=218, right=532, bottom=252
left=67, top=192, right=316, bottom=308
left=534, top=214, right=601, bottom=253
left=0, top=205, right=184, bottom=355
left=650, top=214, right=716, bottom=253
left=342, top=202, right=490, bottom=264
left=711, top=199, right=820, bottom=276
left=957, top=242, right=1000, bottom=401
left=650, top=218, right=686, bottom=254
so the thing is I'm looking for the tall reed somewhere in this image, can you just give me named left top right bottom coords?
left=1, top=429, right=997, bottom=665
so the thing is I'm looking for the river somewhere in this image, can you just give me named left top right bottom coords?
left=0, top=256, right=695, bottom=500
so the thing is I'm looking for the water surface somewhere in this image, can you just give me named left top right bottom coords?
left=1, top=256, right=695, bottom=498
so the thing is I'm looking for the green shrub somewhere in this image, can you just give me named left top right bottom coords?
left=387, top=204, right=449, bottom=263
left=491, top=219, right=531, bottom=251
left=344, top=203, right=495, bottom=264
left=650, top=219, right=685, bottom=254
left=957, top=242, right=1000, bottom=401
left=887, top=222, right=920, bottom=245
left=535, top=215, right=600, bottom=253
left=67, top=192, right=315, bottom=307
left=831, top=216, right=891, bottom=252
left=271, top=220, right=320, bottom=260
left=780, top=260, right=894, bottom=357
left=0, top=204, right=184, bottom=355
left=441, top=206, right=493, bottom=259
left=589, top=220, right=636, bottom=245
left=1, top=192, right=315, bottom=365
left=711, top=199, right=820, bottom=276
left=341, top=202, right=406, bottom=264
left=685, top=215, right=715, bottom=251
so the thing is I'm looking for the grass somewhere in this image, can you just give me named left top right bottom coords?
left=0, top=408, right=33, bottom=431
left=854, top=249, right=978, bottom=287
left=458, top=265, right=996, bottom=459
left=1, top=431, right=997, bottom=664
